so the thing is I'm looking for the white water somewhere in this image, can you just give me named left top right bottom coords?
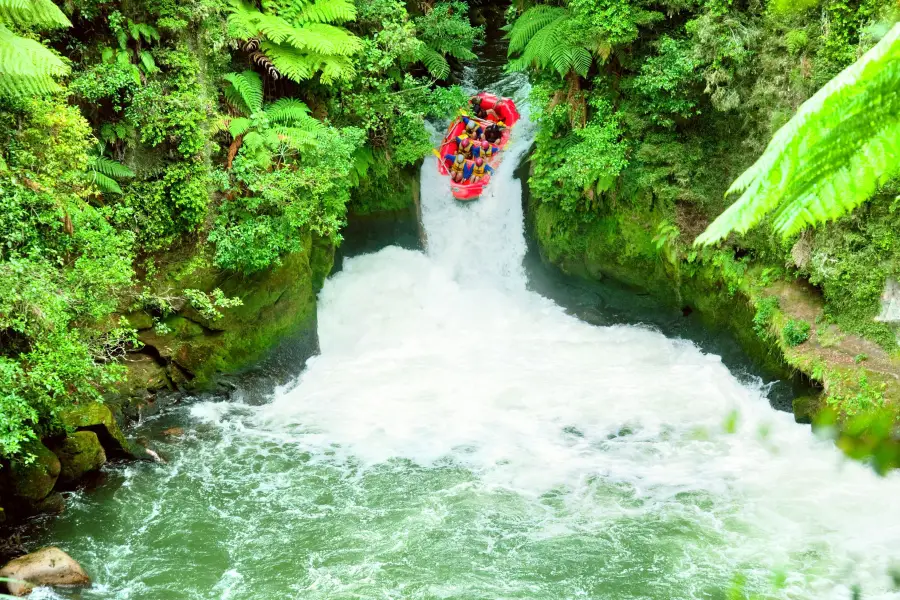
left=36, top=80, right=900, bottom=599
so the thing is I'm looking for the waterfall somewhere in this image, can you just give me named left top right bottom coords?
left=33, top=79, right=900, bottom=600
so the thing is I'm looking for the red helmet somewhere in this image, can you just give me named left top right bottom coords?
left=481, top=141, right=490, bottom=149
left=476, top=158, right=484, bottom=167
left=460, top=138, right=470, bottom=148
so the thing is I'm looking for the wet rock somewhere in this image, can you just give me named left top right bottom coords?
left=49, top=432, right=106, bottom=485
left=792, top=394, right=824, bottom=424
left=790, top=232, right=813, bottom=270
left=10, top=441, right=60, bottom=502
left=32, top=493, right=65, bottom=516
left=161, top=427, right=184, bottom=437
left=0, top=547, right=90, bottom=596
left=57, top=404, right=132, bottom=459
left=876, top=278, right=900, bottom=324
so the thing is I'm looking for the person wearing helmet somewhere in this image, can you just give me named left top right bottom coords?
left=470, top=95, right=487, bottom=119
left=471, top=157, right=494, bottom=183
left=454, top=136, right=474, bottom=158
left=484, top=123, right=503, bottom=144
left=461, top=115, right=484, bottom=138
left=444, top=153, right=467, bottom=180
left=461, top=157, right=477, bottom=183
left=480, top=140, right=500, bottom=159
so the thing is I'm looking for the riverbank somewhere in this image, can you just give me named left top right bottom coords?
left=525, top=193, right=900, bottom=468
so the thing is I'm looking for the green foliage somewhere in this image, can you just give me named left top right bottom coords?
left=0, top=96, right=136, bottom=459
left=506, top=6, right=595, bottom=77
left=753, top=296, right=779, bottom=339
left=414, top=1, right=481, bottom=79
left=0, top=0, right=71, bottom=98
left=782, top=318, right=811, bottom=346
left=631, top=36, right=702, bottom=127
left=697, top=24, right=900, bottom=245
left=226, top=0, right=361, bottom=84
left=183, top=288, right=243, bottom=320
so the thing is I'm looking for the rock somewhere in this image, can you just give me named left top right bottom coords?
left=10, top=441, right=60, bottom=502
left=121, top=310, right=153, bottom=330
left=790, top=232, right=813, bottom=270
left=58, top=404, right=132, bottom=459
left=161, top=427, right=184, bottom=437
left=49, top=432, right=106, bottom=485
left=876, top=278, right=900, bottom=324
left=0, top=547, right=90, bottom=596
left=32, top=493, right=65, bottom=516
left=793, top=394, right=824, bottom=425
left=0, top=506, right=5, bottom=523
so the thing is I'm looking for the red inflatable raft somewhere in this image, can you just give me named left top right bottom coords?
left=437, top=93, right=521, bottom=201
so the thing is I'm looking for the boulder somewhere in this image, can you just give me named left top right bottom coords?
left=10, top=441, right=60, bottom=502
left=58, top=404, right=132, bottom=458
left=49, top=432, right=106, bottom=485
left=0, top=547, right=90, bottom=596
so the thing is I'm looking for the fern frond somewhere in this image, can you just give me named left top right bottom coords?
left=266, top=97, right=311, bottom=123
left=696, top=23, right=900, bottom=245
left=292, top=0, right=356, bottom=25
left=138, top=50, right=157, bottom=73
left=271, top=125, right=319, bottom=150
left=0, top=23, right=69, bottom=98
left=417, top=45, right=450, bottom=80
left=90, top=156, right=134, bottom=178
left=506, top=5, right=566, bottom=54
left=0, top=0, right=70, bottom=29
left=89, top=170, right=123, bottom=194
left=223, top=70, right=263, bottom=114
left=259, top=42, right=354, bottom=83
left=228, top=116, right=252, bottom=138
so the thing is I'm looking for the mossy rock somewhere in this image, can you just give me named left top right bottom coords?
left=10, top=440, right=60, bottom=502
left=50, top=431, right=106, bottom=485
left=58, top=403, right=132, bottom=458
left=117, top=353, right=171, bottom=398
left=138, top=233, right=331, bottom=388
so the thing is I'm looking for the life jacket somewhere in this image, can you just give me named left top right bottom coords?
left=470, top=145, right=483, bottom=160
left=482, top=144, right=498, bottom=159
left=449, top=156, right=465, bottom=175
left=462, top=116, right=482, bottom=137
left=455, top=135, right=473, bottom=157
left=473, top=162, right=488, bottom=177
left=462, top=160, right=475, bottom=181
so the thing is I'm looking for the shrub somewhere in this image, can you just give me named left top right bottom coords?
left=782, top=318, right=811, bottom=347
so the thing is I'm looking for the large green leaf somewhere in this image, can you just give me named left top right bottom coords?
left=696, top=23, right=900, bottom=245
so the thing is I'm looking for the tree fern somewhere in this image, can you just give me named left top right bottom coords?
left=417, top=46, right=450, bottom=80
left=696, top=24, right=900, bottom=245
left=0, top=0, right=70, bottom=28
left=266, top=97, right=311, bottom=123
left=506, top=5, right=594, bottom=78
left=226, top=0, right=359, bottom=84
left=0, top=0, right=71, bottom=99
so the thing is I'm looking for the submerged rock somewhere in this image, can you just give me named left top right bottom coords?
left=49, top=431, right=106, bottom=485
left=0, top=547, right=90, bottom=596
left=10, top=441, right=60, bottom=502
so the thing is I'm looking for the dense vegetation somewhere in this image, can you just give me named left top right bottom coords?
left=510, top=0, right=898, bottom=364
left=509, top=0, right=900, bottom=467
left=0, top=0, right=482, bottom=460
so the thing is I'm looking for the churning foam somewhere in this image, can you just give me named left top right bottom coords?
left=250, top=84, right=900, bottom=597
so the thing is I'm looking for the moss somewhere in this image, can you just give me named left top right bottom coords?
left=137, top=230, right=331, bottom=387
left=58, top=403, right=132, bottom=457
left=51, top=431, right=106, bottom=484
left=10, top=440, right=60, bottom=501
left=530, top=197, right=900, bottom=422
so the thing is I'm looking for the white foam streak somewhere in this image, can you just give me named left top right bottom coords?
left=250, top=84, right=900, bottom=597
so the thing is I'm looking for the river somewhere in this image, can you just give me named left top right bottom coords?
left=27, top=74, right=900, bottom=600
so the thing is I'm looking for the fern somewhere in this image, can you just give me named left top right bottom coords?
left=223, top=70, right=264, bottom=114
left=417, top=46, right=450, bottom=80
left=227, top=0, right=360, bottom=84
left=0, top=23, right=69, bottom=98
left=696, top=24, right=900, bottom=245
left=87, top=155, right=134, bottom=194
left=0, top=0, right=70, bottom=29
left=506, top=6, right=595, bottom=78
left=266, top=97, right=311, bottom=123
